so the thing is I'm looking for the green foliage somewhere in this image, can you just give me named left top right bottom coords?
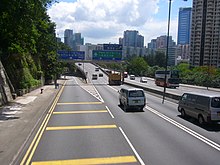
left=127, top=57, right=148, bottom=76
left=173, top=63, right=220, bottom=87
left=0, top=0, right=60, bottom=90
left=144, top=51, right=166, bottom=67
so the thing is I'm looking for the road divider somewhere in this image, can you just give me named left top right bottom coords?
left=123, top=81, right=181, bottom=101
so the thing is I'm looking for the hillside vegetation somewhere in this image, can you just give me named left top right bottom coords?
left=0, top=0, right=62, bottom=92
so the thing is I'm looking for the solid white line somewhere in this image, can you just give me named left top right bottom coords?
left=107, top=85, right=118, bottom=92
left=146, top=106, right=220, bottom=152
left=119, top=127, right=145, bottom=165
left=105, top=106, right=114, bottom=118
left=93, top=84, right=104, bottom=103
left=73, top=77, right=79, bottom=85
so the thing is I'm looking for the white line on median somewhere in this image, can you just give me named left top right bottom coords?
left=119, top=127, right=145, bottom=165
left=105, top=106, right=115, bottom=118
left=107, top=85, right=118, bottom=92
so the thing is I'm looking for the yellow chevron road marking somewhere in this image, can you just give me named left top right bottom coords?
left=57, top=102, right=103, bottom=105
left=53, top=110, right=108, bottom=114
left=31, top=155, right=137, bottom=165
left=46, top=125, right=117, bottom=131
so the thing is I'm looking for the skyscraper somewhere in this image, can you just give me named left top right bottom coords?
left=190, top=0, right=220, bottom=67
left=64, top=29, right=74, bottom=50
left=177, top=7, right=192, bottom=45
left=73, top=33, right=84, bottom=50
left=123, top=30, right=144, bottom=47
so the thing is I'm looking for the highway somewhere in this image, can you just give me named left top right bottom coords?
left=126, top=77, right=220, bottom=97
left=20, top=62, right=220, bottom=165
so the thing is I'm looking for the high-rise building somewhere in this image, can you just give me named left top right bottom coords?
left=152, top=35, right=176, bottom=49
left=64, top=29, right=74, bottom=50
left=73, top=33, right=84, bottom=50
left=123, top=30, right=144, bottom=47
left=147, top=35, right=177, bottom=66
left=190, top=0, right=220, bottom=67
left=119, top=38, right=123, bottom=45
left=177, top=7, right=192, bottom=45
left=148, top=39, right=157, bottom=51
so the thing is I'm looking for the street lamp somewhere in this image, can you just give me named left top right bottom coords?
left=162, top=0, right=187, bottom=104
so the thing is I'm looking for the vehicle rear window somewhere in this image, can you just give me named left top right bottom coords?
left=211, top=97, right=220, bottom=108
left=129, top=90, right=144, bottom=97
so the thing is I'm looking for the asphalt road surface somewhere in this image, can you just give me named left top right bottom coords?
left=19, top=63, right=220, bottom=165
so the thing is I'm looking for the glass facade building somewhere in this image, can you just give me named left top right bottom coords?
left=177, top=7, right=192, bottom=45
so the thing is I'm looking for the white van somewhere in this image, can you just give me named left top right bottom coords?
left=178, top=92, right=220, bottom=124
left=130, top=75, right=135, bottom=80
left=119, top=88, right=146, bottom=112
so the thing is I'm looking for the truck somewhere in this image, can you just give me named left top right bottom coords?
left=108, top=71, right=123, bottom=85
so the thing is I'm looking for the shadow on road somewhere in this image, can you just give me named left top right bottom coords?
left=178, top=115, right=220, bottom=132
left=118, top=104, right=145, bottom=113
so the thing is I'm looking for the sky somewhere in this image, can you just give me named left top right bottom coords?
left=47, top=0, right=192, bottom=45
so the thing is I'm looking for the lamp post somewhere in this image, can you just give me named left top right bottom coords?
left=162, top=0, right=187, bottom=104
left=162, top=0, right=172, bottom=104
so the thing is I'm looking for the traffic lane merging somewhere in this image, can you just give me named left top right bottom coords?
left=30, top=103, right=139, bottom=164
left=58, top=85, right=101, bottom=103
left=31, top=127, right=137, bottom=162
left=47, top=104, right=116, bottom=127
left=21, top=82, right=140, bottom=165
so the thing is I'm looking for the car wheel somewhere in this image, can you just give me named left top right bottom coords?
left=198, top=115, right=205, bottom=125
left=181, top=109, right=186, bottom=118
left=119, top=99, right=122, bottom=106
left=139, top=107, right=143, bottom=112
left=124, top=104, right=127, bottom=112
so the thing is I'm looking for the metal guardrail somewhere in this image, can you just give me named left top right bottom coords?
left=123, top=81, right=181, bottom=101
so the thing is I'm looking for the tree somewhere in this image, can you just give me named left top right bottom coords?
left=127, top=57, right=148, bottom=76
left=154, top=51, right=166, bottom=67
left=0, top=0, right=59, bottom=90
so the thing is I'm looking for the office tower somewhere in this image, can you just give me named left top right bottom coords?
left=123, top=30, right=144, bottom=47
left=147, top=35, right=176, bottom=66
left=148, top=39, right=157, bottom=51
left=177, top=7, right=192, bottom=45
left=119, top=38, right=123, bottom=45
left=190, top=0, right=220, bottom=67
left=156, top=35, right=175, bottom=49
left=73, top=33, right=84, bottom=50
left=137, top=35, right=144, bottom=47
left=64, top=29, right=74, bottom=50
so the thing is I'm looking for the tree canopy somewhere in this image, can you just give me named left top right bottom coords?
left=0, top=0, right=61, bottom=90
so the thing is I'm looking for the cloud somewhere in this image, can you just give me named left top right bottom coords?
left=48, top=0, right=169, bottom=45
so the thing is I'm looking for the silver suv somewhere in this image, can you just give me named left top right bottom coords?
left=119, top=88, right=146, bottom=112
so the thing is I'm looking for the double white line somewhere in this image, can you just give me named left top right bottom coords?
left=147, top=106, right=220, bottom=152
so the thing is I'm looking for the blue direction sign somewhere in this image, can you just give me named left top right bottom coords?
left=57, top=51, right=85, bottom=60
left=92, top=50, right=122, bottom=61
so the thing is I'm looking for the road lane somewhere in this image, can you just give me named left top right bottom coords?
left=21, top=77, right=141, bottom=165
left=94, top=82, right=220, bottom=165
